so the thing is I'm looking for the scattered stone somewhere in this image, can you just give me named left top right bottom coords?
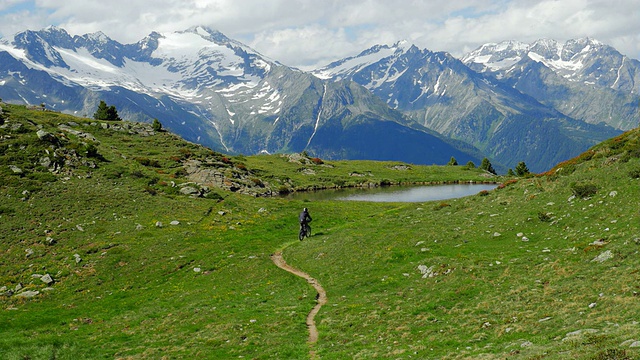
left=521, top=237, right=530, bottom=242
left=588, top=302, right=597, bottom=309
left=609, top=191, right=618, bottom=197
left=521, top=341, right=533, bottom=348
left=630, top=341, right=640, bottom=348
left=9, top=165, right=22, bottom=174
left=36, top=129, right=57, bottom=143
left=15, top=290, right=39, bottom=298
left=179, top=186, right=200, bottom=196
left=25, top=248, right=34, bottom=257
left=135, top=224, right=144, bottom=231
left=218, top=211, right=226, bottom=216
left=76, top=224, right=84, bottom=231
left=418, top=265, right=436, bottom=278
left=493, top=232, right=501, bottom=237
left=31, top=274, right=43, bottom=279
left=42, top=287, right=55, bottom=292
left=73, top=254, right=82, bottom=264
left=15, top=283, right=23, bottom=292
left=258, top=208, right=267, bottom=213
left=591, top=250, right=613, bottom=263
left=193, top=267, right=201, bottom=273
left=516, top=232, right=524, bottom=237
left=563, top=329, right=599, bottom=341
left=568, top=195, right=576, bottom=202
left=40, top=274, right=54, bottom=285
left=590, top=239, right=608, bottom=246
left=170, top=220, right=180, bottom=226
left=538, top=317, right=552, bottom=322
left=155, top=221, right=163, bottom=228
left=46, top=236, right=56, bottom=245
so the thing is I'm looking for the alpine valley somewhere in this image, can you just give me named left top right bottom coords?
left=1, top=26, right=638, bottom=172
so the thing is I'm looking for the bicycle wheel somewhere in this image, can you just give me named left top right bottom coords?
left=299, top=227, right=305, bottom=240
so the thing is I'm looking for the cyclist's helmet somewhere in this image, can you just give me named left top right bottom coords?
left=303, top=207, right=308, bottom=212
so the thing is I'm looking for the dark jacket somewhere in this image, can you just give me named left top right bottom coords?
left=299, top=210, right=312, bottom=224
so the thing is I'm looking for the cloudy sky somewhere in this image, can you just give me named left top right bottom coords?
left=0, top=0, right=639, bottom=70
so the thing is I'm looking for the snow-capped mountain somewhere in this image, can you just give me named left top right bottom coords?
left=314, top=41, right=620, bottom=172
left=0, top=26, right=482, bottom=166
left=463, top=38, right=640, bottom=130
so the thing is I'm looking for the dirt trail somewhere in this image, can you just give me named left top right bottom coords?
left=271, top=252, right=327, bottom=354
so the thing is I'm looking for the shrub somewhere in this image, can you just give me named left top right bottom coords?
left=250, top=178, right=264, bottom=187
left=629, top=168, right=640, bottom=179
left=433, top=202, right=451, bottom=211
left=83, top=144, right=99, bottom=158
left=537, top=212, right=552, bottom=222
left=135, top=157, right=161, bottom=168
left=278, top=185, right=291, bottom=194
left=570, top=183, right=599, bottom=198
left=0, top=206, right=15, bottom=215
left=174, top=168, right=188, bottom=178
left=206, top=191, right=224, bottom=201
left=27, top=172, right=57, bottom=183
left=478, top=190, right=489, bottom=196
left=130, top=170, right=145, bottom=178
left=311, top=157, right=324, bottom=165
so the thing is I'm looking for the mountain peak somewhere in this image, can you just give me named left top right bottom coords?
left=179, top=26, right=231, bottom=45
left=83, top=31, right=112, bottom=44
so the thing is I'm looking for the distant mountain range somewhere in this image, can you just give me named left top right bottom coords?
left=0, top=26, right=481, bottom=167
left=1, top=26, right=637, bottom=172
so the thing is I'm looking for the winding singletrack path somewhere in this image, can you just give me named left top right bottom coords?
left=271, top=252, right=327, bottom=355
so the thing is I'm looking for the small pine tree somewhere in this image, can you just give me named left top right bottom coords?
left=152, top=118, right=162, bottom=132
left=507, top=168, right=515, bottom=176
left=447, top=156, right=458, bottom=166
left=94, top=100, right=121, bottom=121
left=465, top=161, right=476, bottom=169
left=480, top=157, right=496, bottom=175
left=515, top=161, right=530, bottom=177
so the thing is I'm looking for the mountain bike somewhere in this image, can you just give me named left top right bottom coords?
left=299, top=223, right=311, bottom=240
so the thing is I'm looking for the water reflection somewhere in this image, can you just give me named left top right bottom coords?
left=285, top=183, right=498, bottom=203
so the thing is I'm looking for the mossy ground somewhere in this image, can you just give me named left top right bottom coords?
left=1, top=104, right=639, bottom=359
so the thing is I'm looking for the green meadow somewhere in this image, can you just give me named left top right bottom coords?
left=1, top=104, right=639, bottom=359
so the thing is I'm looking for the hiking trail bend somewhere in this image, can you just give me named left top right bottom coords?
left=270, top=252, right=327, bottom=349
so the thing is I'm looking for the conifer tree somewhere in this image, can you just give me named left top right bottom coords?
left=152, top=118, right=162, bottom=132
left=480, top=157, right=496, bottom=175
left=93, top=100, right=121, bottom=121
left=447, top=156, right=458, bottom=166
left=515, top=161, right=530, bottom=177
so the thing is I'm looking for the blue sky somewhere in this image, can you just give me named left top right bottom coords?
left=1, top=0, right=639, bottom=69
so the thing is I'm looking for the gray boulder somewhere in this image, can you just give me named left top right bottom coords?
left=15, top=290, right=39, bottom=298
left=9, top=165, right=22, bottom=174
left=40, top=274, right=54, bottom=285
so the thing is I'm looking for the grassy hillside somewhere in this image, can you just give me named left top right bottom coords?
left=1, top=104, right=639, bottom=359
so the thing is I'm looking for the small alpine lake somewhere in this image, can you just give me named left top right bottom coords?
left=284, top=183, right=498, bottom=202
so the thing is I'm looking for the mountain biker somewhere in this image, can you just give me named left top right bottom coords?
left=299, top=207, right=312, bottom=236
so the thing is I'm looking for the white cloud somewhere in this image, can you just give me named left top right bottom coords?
left=0, top=0, right=638, bottom=68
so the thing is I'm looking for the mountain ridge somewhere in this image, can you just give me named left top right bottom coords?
left=2, top=27, right=636, bottom=173
left=313, top=39, right=623, bottom=172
